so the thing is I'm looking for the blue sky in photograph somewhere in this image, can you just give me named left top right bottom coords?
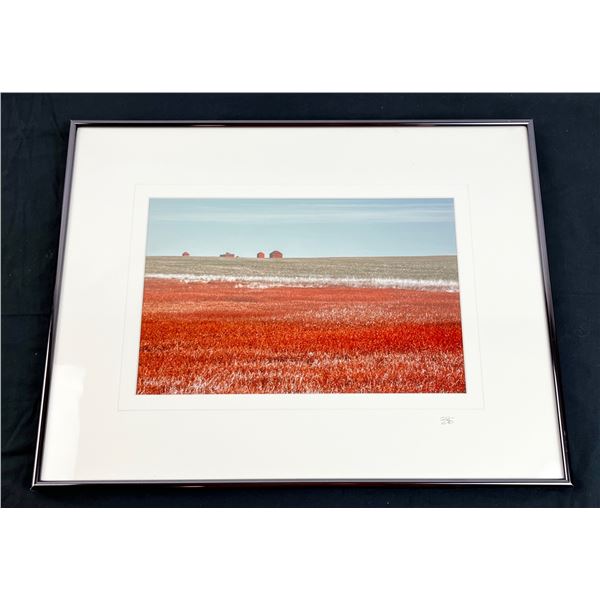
left=146, top=198, right=457, bottom=257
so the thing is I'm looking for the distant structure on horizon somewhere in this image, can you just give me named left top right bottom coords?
left=216, top=250, right=282, bottom=258
left=182, top=251, right=190, bottom=257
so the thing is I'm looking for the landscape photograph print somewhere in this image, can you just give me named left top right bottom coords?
left=136, top=198, right=466, bottom=395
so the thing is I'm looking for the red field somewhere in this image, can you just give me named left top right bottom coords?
left=136, top=279, right=466, bottom=394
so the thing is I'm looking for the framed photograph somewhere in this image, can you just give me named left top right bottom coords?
left=33, top=120, right=570, bottom=486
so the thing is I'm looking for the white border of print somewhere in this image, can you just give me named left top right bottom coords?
left=118, top=185, right=483, bottom=411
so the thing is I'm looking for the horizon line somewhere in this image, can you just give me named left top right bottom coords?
left=147, top=253, right=458, bottom=258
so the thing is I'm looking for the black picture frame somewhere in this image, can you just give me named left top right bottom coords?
left=32, top=119, right=570, bottom=488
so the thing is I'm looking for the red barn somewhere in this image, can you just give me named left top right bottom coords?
left=182, top=251, right=190, bottom=256
left=269, top=250, right=283, bottom=259
left=256, top=251, right=265, bottom=259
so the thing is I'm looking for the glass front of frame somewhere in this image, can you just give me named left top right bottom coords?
left=35, top=123, right=569, bottom=485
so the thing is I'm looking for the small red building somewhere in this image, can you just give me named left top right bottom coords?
left=269, top=250, right=283, bottom=259
left=256, top=251, right=265, bottom=259
left=182, top=251, right=190, bottom=256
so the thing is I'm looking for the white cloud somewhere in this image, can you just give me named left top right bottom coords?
left=150, top=199, right=454, bottom=225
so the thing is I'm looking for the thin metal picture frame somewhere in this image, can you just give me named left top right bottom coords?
left=32, top=119, right=572, bottom=488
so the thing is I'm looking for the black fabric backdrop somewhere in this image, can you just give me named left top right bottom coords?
left=2, top=93, right=599, bottom=507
